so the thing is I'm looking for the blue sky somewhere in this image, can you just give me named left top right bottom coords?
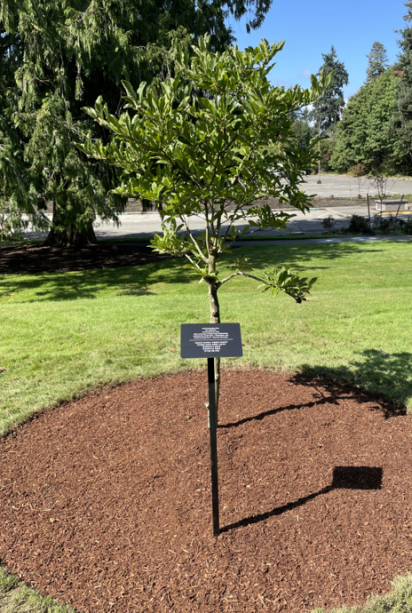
left=226, top=0, right=407, bottom=98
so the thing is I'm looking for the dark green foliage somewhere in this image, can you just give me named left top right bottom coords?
left=332, top=71, right=403, bottom=174
left=319, top=124, right=338, bottom=172
left=292, top=108, right=316, bottom=149
left=347, top=214, right=371, bottom=234
left=394, top=1, right=412, bottom=169
left=0, top=21, right=41, bottom=235
left=311, top=46, right=349, bottom=132
left=0, top=0, right=272, bottom=245
left=397, top=218, right=412, bottom=233
left=366, top=42, right=389, bottom=82
left=320, top=215, right=336, bottom=230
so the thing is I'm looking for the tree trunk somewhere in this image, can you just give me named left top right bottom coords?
left=44, top=201, right=97, bottom=247
left=44, top=224, right=97, bottom=247
left=318, top=121, right=321, bottom=175
left=208, top=282, right=221, bottom=423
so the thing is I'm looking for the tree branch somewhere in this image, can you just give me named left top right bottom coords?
left=220, top=270, right=271, bottom=286
left=178, top=213, right=208, bottom=263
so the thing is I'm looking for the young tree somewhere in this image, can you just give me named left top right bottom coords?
left=0, top=0, right=273, bottom=245
left=366, top=42, right=389, bottom=82
left=78, top=37, right=328, bottom=418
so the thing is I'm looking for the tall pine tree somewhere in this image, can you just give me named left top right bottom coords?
left=394, top=1, right=412, bottom=170
left=311, top=46, right=349, bottom=132
left=0, top=0, right=272, bottom=245
left=366, top=42, right=389, bottom=82
left=311, top=46, right=348, bottom=174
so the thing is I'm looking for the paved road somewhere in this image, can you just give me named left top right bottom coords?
left=94, top=206, right=359, bottom=240
left=25, top=205, right=412, bottom=241
left=302, top=174, right=412, bottom=198
left=23, top=174, right=412, bottom=241
left=25, top=206, right=359, bottom=241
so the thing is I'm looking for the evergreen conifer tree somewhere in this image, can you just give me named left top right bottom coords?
left=394, top=1, right=412, bottom=170
left=331, top=71, right=403, bottom=174
left=310, top=46, right=348, bottom=173
left=366, top=42, right=389, bottom=82
left=0, top=0, right=272, bottom=245
left=311, top=46, right=349, bottom=132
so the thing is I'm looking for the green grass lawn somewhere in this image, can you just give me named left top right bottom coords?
left=1, top=240, right=412, bottom=436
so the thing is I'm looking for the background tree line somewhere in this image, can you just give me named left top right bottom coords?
left=293, top=1, right=412, bottom=177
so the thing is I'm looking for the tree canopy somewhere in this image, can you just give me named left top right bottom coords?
left=311, top=46, right=349, bottom=132
left=366, top=42, right=389, bottom=82
left=0, top=0, right=273, bottom=244
left=79, top=36, right=326, bottom=413
left=331, top=70, right=403, bottom=175
left=394, top=1, right=412, bottom=167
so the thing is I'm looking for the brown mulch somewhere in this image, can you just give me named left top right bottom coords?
left=0, top=243, right=172, bottom=274
left=0, top=370, right=411, bottom=613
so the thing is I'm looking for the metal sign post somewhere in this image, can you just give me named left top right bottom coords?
left=207, top=357, right=219, bottom=536
left=181, top=324, right=243, bottom=536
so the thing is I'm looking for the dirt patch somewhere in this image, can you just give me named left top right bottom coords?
left=0, top=370, right=411, bottom=613
left=0, top=243, right=172, bottom=274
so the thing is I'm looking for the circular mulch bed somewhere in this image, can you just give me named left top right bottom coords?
left=0, top=243, right=172, bottom=274
left=0, top=370, right=411, bottom=613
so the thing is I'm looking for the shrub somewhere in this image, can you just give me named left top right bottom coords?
left=348, top=214, right=371, bottom=234
left=348, top=163, right=366, bottom=177
left=321, top=215, right=336, bottom=230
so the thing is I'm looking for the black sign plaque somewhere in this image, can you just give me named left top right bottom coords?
left=181, top=324, right=243, bottom=359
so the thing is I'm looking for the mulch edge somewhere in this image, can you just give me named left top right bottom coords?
left=1, top=365, right=407, bottom=443
left=1, top=563, right=411, bottom=613
left=0, top=564, right=76, bottom=613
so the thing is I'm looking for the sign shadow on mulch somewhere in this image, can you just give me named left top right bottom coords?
left=220, top=466, right=383, bottom=533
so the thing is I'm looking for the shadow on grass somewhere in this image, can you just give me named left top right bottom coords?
left=220, top=466, right=382, bottom=533
left=0, top=258, right=193, bottom=302
left=239, top=241, right=386, bottom=272
left=293, top=348, right=412, bottom=414
left=0, top=240, right=405, bottom=302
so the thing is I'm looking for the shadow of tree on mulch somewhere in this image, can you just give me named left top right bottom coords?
left=0, top=242, right=175, bottom=274
left=219, top=394, right=340, bottom=429
left=293, top=348, right=412, bottom=416
left=219, top=350, right=408, bottom=432
left=221, top=466, right=383, bottom=533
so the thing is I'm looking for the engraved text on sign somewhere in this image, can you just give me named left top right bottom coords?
left=181, top=324, right=243, bottom=359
